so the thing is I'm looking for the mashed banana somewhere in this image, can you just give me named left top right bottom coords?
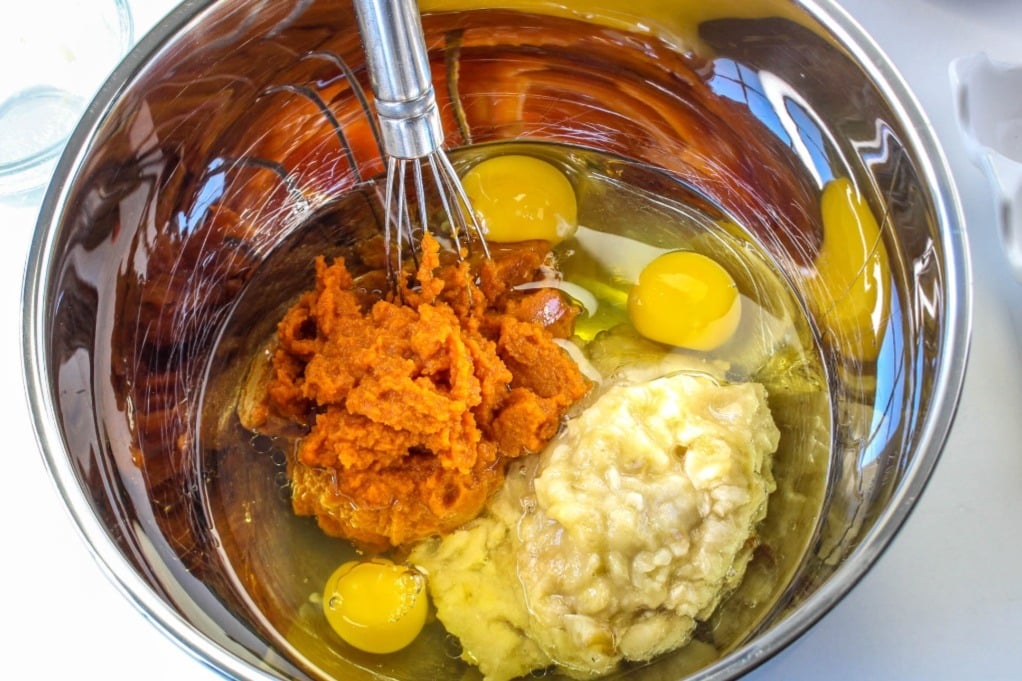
left=411, top=367, right=779, bottom=680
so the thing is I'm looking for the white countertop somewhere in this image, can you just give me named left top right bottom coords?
left=3, top=1, right=1020, bottom=679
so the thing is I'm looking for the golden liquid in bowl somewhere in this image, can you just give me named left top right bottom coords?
left=51, top=3, right=920, bottom=678
left=197, top=142, right=832, bottom=680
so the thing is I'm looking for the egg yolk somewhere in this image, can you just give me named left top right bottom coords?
left=461, top=155, right=578, bottom=243
left=322, top=559, right=428, bottom=654
left=806, top=177, right=890, bottom=362
left=627, top=250, right=741, bottom=351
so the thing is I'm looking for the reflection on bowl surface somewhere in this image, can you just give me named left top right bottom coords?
left=24, top=0, right=969, bottom=680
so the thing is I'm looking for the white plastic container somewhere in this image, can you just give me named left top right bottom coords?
left=952, top=52, right=1022, bottom=282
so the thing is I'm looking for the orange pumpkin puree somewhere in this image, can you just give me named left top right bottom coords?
left=264, top=235, right=590, bottom=551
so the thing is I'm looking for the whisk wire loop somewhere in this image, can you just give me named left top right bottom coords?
left=427, top=153, right=463, bottom=255
left=435, top=150, right=491, bottom=260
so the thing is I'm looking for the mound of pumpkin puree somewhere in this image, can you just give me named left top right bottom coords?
left=262, top=235, right=591, bottom=551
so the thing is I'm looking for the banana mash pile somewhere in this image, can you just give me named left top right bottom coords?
left=410, top=357, right=779, bottom=680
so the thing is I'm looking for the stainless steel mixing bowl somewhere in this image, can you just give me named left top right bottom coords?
left=22, top=0, right=971, bottom=679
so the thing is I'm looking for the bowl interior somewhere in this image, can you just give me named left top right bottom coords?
left=27, top=0, right=967, bottom=679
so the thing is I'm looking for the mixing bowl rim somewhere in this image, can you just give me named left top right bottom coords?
left=704, top=1, right=973, bottom=675
left=20, top=0, right=972, bottom=679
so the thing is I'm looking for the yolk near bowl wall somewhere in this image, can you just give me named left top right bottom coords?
left=38, top=0, right=941, bottom=679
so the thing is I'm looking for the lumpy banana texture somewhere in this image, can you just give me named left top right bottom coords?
left=411, top=366, right=779, bottom=680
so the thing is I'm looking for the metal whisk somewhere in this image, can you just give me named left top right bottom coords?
left=352, top=0, right=489, bottom=280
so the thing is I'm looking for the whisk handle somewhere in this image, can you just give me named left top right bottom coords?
left=353, top=0, right=444, bottom=159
